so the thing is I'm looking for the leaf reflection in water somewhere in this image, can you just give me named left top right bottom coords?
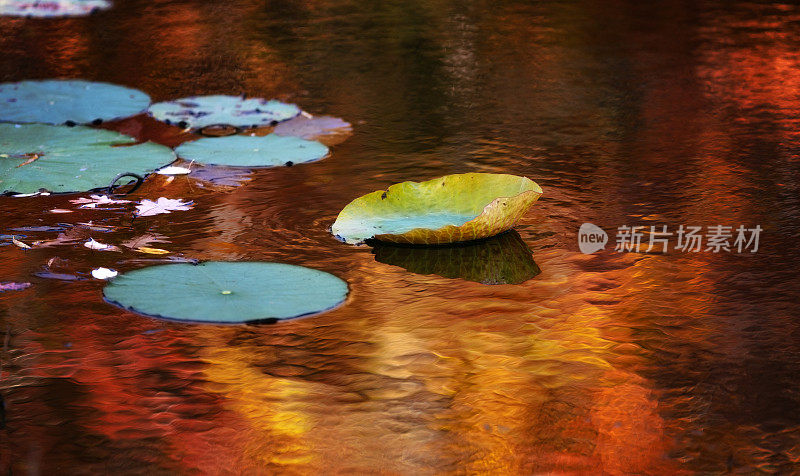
left=370, top=230, right=540, bottom=285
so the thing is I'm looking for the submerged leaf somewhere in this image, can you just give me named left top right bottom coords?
left=273, top=115, right=353, bottom=144
left=175, top=134, right=328, bottom=167
left=0, top=80, right=149, bottom=124
left=121, top=233, right=168, bottom=249
left=372, top=231, right=540, bottom=284
left=34, top=271, right=84, bottom=281
left=147, top=95, right=300, bottom=130
left=0, top=281, right=31, bottom=291
left=0, top=124, right=175, bottom=194
left=189, top=166, right=253, bottom=187
left=35, top=257, right=86, bottom=281
left=103, top=261, right=349, bottom=323
left=0, top=0, right=110, bottom=17
left=331, top=173, right=543, bottom=245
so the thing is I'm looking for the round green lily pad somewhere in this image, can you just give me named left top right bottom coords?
left=0, top=0, right=111, bottom=17
left=0, top=80, right=150, bottom=125
left=175, top=134, right=329, bottom=167
left=147, top=95, right=301, bottom=129
left=331, top=173, right=543, bottom=245
left=103, top=262, right=349, bottom=323
left=0, top=123, right=176, bottom=194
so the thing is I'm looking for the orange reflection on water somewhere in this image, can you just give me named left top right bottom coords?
left=2, top=0, right=800, bottom=473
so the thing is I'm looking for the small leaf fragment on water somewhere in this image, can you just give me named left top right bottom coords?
left=34, top=271, right=84, bottom=281
left=121, top=233, right=168, bottom=249
left=84, top=238, right=119, bottom=251
left=0, top=281, right=31, bottom=292
left=50, top=209, right=74, bottom=214
left=76, top=222, right=116, bottom=232
left=0, top=1, right=111, bottom=18
left=135, top=197, right=194, bottom=217
left=91, top=267, right=118, bottom=280
left=12, top=192, right=50, bottom=197
left=70, top=194, right=131, bottom=208
left=12, top=236, right=31, bottom=249
left=135, top=247, right=170, bottom=255
left=156, top=166, right=192, bottom=175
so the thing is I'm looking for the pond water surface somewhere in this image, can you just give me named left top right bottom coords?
left=2, top=0, right=800, bottom=473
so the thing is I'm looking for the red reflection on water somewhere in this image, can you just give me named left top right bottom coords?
left=2, top=0, right=800, bottom=474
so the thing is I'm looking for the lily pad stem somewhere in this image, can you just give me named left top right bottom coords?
left=107, top=172, right=144, bottom=196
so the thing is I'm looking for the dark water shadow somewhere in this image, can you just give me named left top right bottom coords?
left=371, top=230, right=540, bottom=285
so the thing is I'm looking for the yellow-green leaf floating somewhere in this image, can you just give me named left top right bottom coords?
left=331, top=173, right=543, bottom=245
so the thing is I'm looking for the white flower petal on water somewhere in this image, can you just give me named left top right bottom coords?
left=84, top=238, right=119, bottom=251
left=91, top=267, right=118, bottom=280
left=156, top=166, right=191, bottom=175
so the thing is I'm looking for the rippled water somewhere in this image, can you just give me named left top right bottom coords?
left=2, top=0, right=800, bottom=473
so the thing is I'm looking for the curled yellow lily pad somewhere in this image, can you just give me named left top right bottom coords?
left=331, top=173, right=543, bottom=245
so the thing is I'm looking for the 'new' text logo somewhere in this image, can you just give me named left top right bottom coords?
left=578, top=223, right=608, bottom=254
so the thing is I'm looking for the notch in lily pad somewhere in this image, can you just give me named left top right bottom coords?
left=0, top=80, right=150, bottom=125
left=0, top=123, right=176, bottom=195
left=372, top=230, right=540, bottom=284
left=331, top=173, right=543, bottom=245
left=174, top=134, right=329, bottom=167
left=147, top=95, right=301, bottom=130
left=103, top=262, right=349, bottom=324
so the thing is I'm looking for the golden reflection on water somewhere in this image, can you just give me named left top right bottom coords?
left=163, top=247, right=692, bottom=474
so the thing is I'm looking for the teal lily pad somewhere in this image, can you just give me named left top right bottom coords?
left=371, top=230, right=540, bottom=285
left=0, top=123, right=176, bottom=194
left=103, top=262, right=349, bottom=323
left=175, top=134, right=329, bottom=167
left=147, top=95, right=301, bottom=130
left=0, top=0, right=111, bottom=17
left=0, top=80, right=150, bottom=125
